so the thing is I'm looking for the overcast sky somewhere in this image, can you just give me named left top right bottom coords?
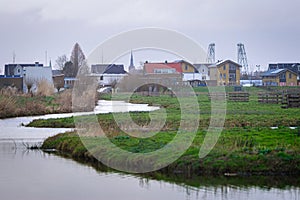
left=0, top=0, right=299, bottom=72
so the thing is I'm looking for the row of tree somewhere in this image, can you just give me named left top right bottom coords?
left=55, top=43, right=86, bottom=77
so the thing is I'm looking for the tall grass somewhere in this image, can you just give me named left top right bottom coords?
left=0, top=87, right=73, bottom=118
left=36, top=80, right=55, bottom=96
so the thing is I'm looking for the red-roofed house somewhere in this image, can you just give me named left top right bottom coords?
left=144, top=60, right=201, bottom=82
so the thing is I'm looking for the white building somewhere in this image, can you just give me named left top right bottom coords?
left=193, top=63, right=211, bottom=80
left=91, top=64, right=128, bottom=86
left=5, top=62, right=53, bottom=93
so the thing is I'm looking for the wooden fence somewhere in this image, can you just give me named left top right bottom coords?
left=208, top=92, right=228, bottom=101
left=228, top=92, right=249, bottom=102
left=258, top=92, right=282, bottom=104
left=282, top=93, right=300, bottom=108
left=258, top=91, right=300, bottom=108
left=208, top=92, right=250, bottom=102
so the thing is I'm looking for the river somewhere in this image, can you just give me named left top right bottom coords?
left=0, top=100, right=299, bottom=200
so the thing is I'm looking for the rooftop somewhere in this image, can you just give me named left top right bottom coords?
left=261, top=68, right=296, bottom=77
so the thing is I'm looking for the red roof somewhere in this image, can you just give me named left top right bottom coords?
left=144, top=63, right=182, bottom=73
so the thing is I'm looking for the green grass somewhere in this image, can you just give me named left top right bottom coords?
left=35, top=86, right=300, bottom=175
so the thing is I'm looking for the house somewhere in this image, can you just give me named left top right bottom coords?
left=0, top=75, right=23, bottom=91
left=4, top=62, right=53, bottom=92
left=24, top=64, right=53, bottom=83
left=268, top=63, right=300, bottom=79
left=4, top=62, right=43, bottom=76
left=143, top=60, right=201, bottom=84
left=261, top=69, right=298, bottom=86
left=193, top=63, right=211, bottom=81
left=91, top=64, right=127, bottom=86
left=209, top=60, right=242, bottom=86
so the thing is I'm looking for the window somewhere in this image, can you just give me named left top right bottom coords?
left=229, top=73, right=236, bottom=80
left=185, top=65, right=188, bottom=71
left=202, top=76, right=206, bottom=80
left=229, top=64, right=236, bottom=70
left=154, top=68, right=176, bottom=74
left=17, top=69, right=21, bottom=73
left=280, top=73, right=286, bottom=79
left=223, top=65, right=226, bottom=70
left=202, top=69, right=205, bottom=72
left=220, top=74, right=222, bottom=79
left=223, top=74, right=226, bottom=79
left=289, top=73, right=292, bottom=79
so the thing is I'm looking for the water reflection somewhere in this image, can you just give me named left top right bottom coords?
left=0, top=142, right=300, bottom=200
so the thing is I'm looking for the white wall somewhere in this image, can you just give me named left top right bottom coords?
left=24, top=66, right=53, bottom=83
left=23, top=66, right=53, bottom=92
left=182, top=73, right=202, bottom=81
left=91, top=73, right=128, bottom=86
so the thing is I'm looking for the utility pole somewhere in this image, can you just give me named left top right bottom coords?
left=206, top=43, right=216, bottom=63
left=12, top=51, right=16, bottom=64
left=237, top=43, right=249, bottom=75
left=45, top=51, right=48, bottom=66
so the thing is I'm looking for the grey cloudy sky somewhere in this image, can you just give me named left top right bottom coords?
left=0, top=0, right=299, bottom=72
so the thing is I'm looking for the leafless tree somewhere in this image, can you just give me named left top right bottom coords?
left=55, top=54, right=68, bottom=70
left=69, top=43, right=86, bottom=77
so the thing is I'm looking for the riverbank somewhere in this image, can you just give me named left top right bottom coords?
left=42, top=128, right=300, bottom=176
left=44, top=149, right=300, bottom=189
left=36, top=87, right=300, bottom=176
left=0, top=90, right=72, bottom=119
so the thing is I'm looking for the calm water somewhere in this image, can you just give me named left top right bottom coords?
left=0, top=101, right=299, bottom=200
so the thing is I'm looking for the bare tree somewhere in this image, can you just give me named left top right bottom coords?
left=55, top=54, right=68, bottom=70
left=69, top=43, right=86, bottom=77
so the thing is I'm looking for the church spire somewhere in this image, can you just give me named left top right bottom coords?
left=129, top=50, right=135, bottom=71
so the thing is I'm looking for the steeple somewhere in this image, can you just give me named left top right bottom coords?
left=128, top=50, right=135, bottom=71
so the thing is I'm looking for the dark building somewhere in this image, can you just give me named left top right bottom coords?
left=91, top=64, right=127, bottom=74
left=0, top=75, right=23, bottom=91
left=268, top=63, right=300, bottom=78
left=4, top=62, right=44, bottom=76
left=261, top=69, right=298, bottom=86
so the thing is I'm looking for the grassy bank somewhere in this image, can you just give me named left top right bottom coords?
left=44, top=141, right=300, bottom=189
left=0, top=90, right=72, bottom=118
left=42, top=127, right=300, bottom=176
left=37, top=86, right=300, bottom=176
